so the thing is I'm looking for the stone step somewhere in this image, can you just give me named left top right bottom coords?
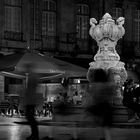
left=52, top=105, right=132, bottom=124
left=112, top=105, right=129, bottom=123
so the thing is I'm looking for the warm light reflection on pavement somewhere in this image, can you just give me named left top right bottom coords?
left=0, top=125, right=30, bottom=140
left=0, top=117, right=140, bottom=140
left=9, top=125, right=22, bottom=140
left=0, top=116, right=30, bottom=140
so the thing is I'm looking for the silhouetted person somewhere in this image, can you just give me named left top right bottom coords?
left=24, top=63, right=39, bottom=140
left=47, top=102, right=53, bottom=117
left=133, top=84, right=140, bottom=118
left=85, top=69, right=115, bottom=140
left=122, top=79, right=140, bottom=122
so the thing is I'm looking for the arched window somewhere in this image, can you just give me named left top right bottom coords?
left=42, top=0, right=56, bottom=36
left=4, top=0, right=22, bottom=40
left=76, top=4, right=89, bottom=39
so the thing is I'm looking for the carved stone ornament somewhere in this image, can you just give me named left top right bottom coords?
left=87, top=13, right=127, bottom=85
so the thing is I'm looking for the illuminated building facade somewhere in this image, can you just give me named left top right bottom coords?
left=0, top=0, right=140, bottom=108
left=0, top=0, right=138, bottom=60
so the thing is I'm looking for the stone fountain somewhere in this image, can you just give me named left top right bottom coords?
left=87, top=13, right=127, bottom=105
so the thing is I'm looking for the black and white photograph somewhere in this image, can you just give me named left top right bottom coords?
left=0, top=0, right=140, bottom=140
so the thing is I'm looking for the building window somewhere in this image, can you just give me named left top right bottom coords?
left=76, top=4, right=89, bottom=39
left=133, top=10, right=140, bottom=56
left=112, top=7, right=123, bottom=55
left=30, top=0, right=41, bottom=40
left=4, top=0, right=22, bottom=40
left=112, top=7, right=123, bottom=20
left=42, top=0, right=56, bottom=36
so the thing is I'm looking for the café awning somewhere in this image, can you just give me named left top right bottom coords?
left=0, top=52, right=87, bottom=80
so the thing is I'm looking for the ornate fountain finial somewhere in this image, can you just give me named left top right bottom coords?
left=89, top=13, right=125, bottom=43
left=87, top=13, right=127, bottom=105
left=87, top=13, right=127, bottom=85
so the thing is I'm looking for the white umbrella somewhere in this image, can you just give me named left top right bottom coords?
left=0, top=52, right=87, bottom=79
left=0, top=52, right=65, bottom=80
left=42, top=54, right=87, bottom=78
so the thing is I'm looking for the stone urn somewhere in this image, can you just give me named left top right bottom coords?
left=87, top=13, right=127, bottom=105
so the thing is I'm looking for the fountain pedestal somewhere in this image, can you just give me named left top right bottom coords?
left=87, top=13, right=127, bottom=105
